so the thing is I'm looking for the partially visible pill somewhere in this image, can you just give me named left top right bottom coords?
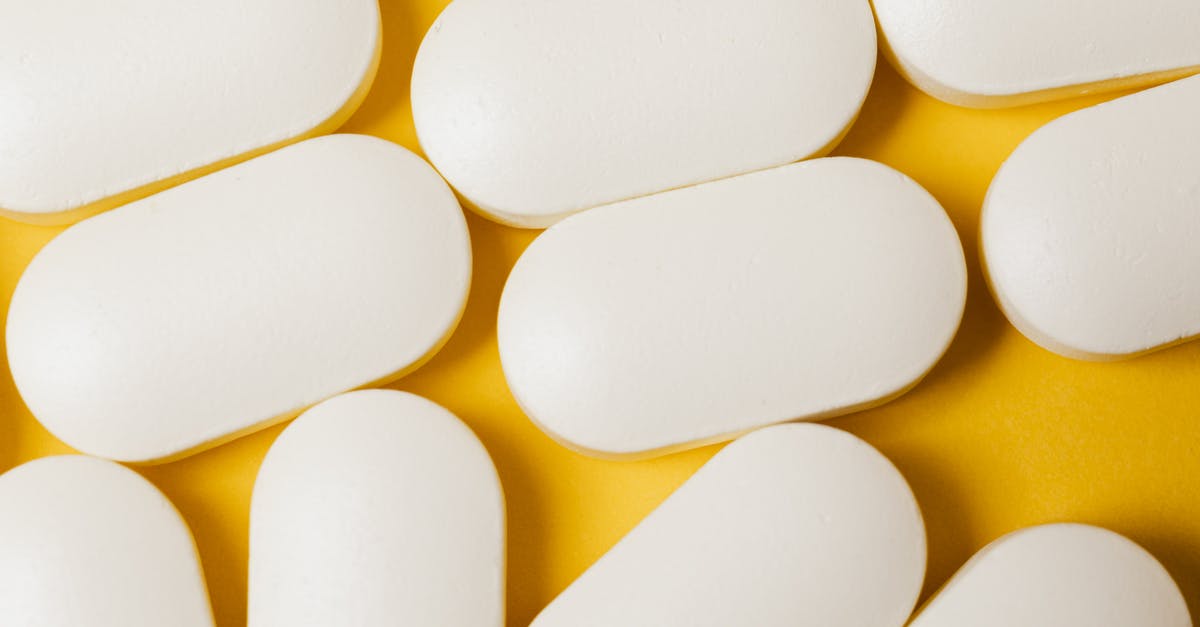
left=6, top=135, right=471, bottom=463
left=0, top=0, right=381, bottom=225
left=530, top=424, right=926, bottom=627
left=910, top=524, right=1190, bottom=627
left=499, top=157, right=965, bottom=458
left=249, top=390, right=504, bottom=627
left=411, top=0, right=877, bottom=227
left=982, top=75, right=1200, bottom=360
left=873, top=0, right=1200, bottom=107
left=0, top=456, right=214, bottom=627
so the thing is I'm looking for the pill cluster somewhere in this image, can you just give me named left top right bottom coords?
left=0, top=0, right=1197, bottom=625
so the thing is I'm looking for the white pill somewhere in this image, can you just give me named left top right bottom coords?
left=0, top=0, right=380, bottom=225
left=982, top=75, right=1200, bottom=360
left=0, top=456, right=214, bottom=627
left=873, top=0, right=1200, bottom=107
left=499, top=157, right=965, bottom=458
left=531, top=424, right=925, bottom=627
left=6, top=135, right=471, bottom=463
left=411, top=0, right=876, bottom=227
left=249, top=390, right=504, bottom=627
left=910, top=524, right=1190, bottom=627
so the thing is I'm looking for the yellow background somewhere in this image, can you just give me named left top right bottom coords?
left=2, top=1, right=1198, bottom=624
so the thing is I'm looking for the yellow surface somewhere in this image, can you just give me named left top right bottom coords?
left=1, top=1, right=1198, bottom=623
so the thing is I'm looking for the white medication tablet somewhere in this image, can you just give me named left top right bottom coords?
left=0, top=456, right=214, bottom=627
left=499, top=157, right=966, bottom=458
left=249, top=390, right=504, bottom=627
left=6, top=135, right=471, bottom=463
left=910, top=524, right=1191, bottom=627
left=531, top=424, right=926, bottom=627
left=411, top=0, right=876, bottom=227
left=873, top=0, right=1200, bottom=107
left=0, top=0, right=380, bottom=225
left=982, top=76, right=1200, bottom=360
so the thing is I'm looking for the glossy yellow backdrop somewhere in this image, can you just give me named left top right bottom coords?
left=2, top=1, right=1198, bottom=624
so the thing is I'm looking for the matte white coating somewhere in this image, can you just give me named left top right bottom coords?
left=0, top=456, right=214, bottom=627
left=910, top=524, right=1191, bottom=627
left=982, top=75, right=1200, bottom=360
left=6, top=135, right=471, bottom=463
left=499, top=157, right=966, bottom=458
left=873, top=0, right=1200, bottom=107
left=411, top=0, right=877, bottom=227
left=530, top=424, right=926, bottom=627
left=249, top=390, right=504, bottom=627
left=0, top=0, right=380, bottom=223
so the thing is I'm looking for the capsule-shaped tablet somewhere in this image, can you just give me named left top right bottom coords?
left=982, top=76, right=1200, bottom=360
left=6, top=135, right=471, bottom=463
left=910, top=524, right=1190, bottom=627
left=249, top=390, right=504, bottom=627
left=411, top=0, right=877, bottom=227
left=499, top=157, right=966, bottom=458
left=0, top=456, right=214, bottom=627
left=873, top=0, right=1200, bottom=107
left=531, top=424, right=925, bottom=627
left=0, top=0, right=380, bottom=225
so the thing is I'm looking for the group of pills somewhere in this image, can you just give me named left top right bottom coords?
left=0, top=0, right=1198, bottom=625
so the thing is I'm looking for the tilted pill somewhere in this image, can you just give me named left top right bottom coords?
left=6, top=135, right=471, bottom=463
left=0, top=0, right=380, bottom=225
left=530, top=424, right=926, bottom=627
left=0, top=456, right=214, bottom=627
left=873, top=0, right=1200, bottom=107
left=982, top=75, right=1200, bottom=360
left=910, top=524, right=1190, bottom=627
left=249, top=390, right=504, bottom=627
left=499, top=157, right=966, bottom=458
left=411, top=0, right=876, bottom=227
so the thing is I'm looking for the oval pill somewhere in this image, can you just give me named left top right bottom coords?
left=411, top=0, right=877, bottom=227
left=499, top=157, right=966, bottom=458
left=6, top=134, right=471, bottom=463
left=873, top=0, right=1200, bottom=107
left=982, top=75, right=1200, bottom=360
left=249, top=390, right=505, bottom=627
left=909, top=524, right=1191, bottom=627
left=0, top=0, right=380, bottom=224
left=0, top=456, right=214, bottom=627
left=530, top=424, right=926, bottom=627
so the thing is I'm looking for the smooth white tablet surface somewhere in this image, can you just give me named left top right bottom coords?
left=6, top=135, right=471, bottom=463
left=873, top=0, right=1200, bottom=107
left=982, top=76, right=1200, bottom=360
left=910, top=524, right=1190, bottom=627
left=0, top=0, right=380, bottom=224
left=0, top=456, right=214, bottom=627
left=499, top=157, right=966, bottom=458
left=530, top=424, right=926, bottom=627
left=412, top=0, right=876, bottom=227
left=249, top=390, right=504, bottom=627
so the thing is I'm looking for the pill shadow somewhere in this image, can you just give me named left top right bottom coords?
left=382, top=211, right=544, bottom=625
left=138, top=425, right=281, bottom=627
left=0, top=261, right=24, bottom=473
left=1131, top=530, right=1200, bottom=617
left=339, top=0, right=440, bottom=148
left=834, top=55, right=915, bottom=160
left=0, top=221, right=66, bottom=472
left=0, top=357, right=19, bottom=472
left=452, top=403, right=553, bottom=627
left=136, top=430, right=267, bottom=624
left=830, top=54, right=1145, bottom=391
left=395, top=211, right=539, bottom=387
left=841, top=432, right=981, bottom=605
left=833, top=58, right=1010, bottom=394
